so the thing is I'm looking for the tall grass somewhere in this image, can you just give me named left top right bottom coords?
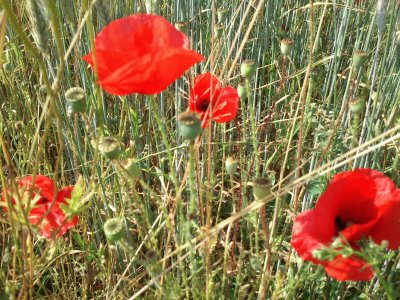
left=0, top=0, right=399, bottom=298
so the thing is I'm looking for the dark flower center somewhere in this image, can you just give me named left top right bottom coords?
left=335, top=216, right=355, bottom=232
left=196, top=98, right=209, bottom=112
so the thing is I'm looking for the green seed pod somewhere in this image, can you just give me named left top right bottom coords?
left=349, top=97, right=365, bottom=114
left=121, top=158, right=141, bottom=179
left=178, top=111, right=202, bottom=140
left=99, top=137, right=121, bottom=160
left=237, top=84, right=248, bottom=99
left=225, top=157, right=238, bottom=176
left=214, top=23, right=224, bottom=38
left=252, top=177, right=271, bottom=200
left=240, top=59, right=256, bottom=79
left=175, top=21, right=188, bottom=34
left=65, top=87, right=86, bottom=114
left=104, top=218, right=125, bottom=243
left=217, top=9, right=227, bottom=23
left=352, top=50, right=368, bottom=68
left=280, top=38, right=294, bottom=56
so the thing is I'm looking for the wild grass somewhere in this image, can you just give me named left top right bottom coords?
left=0, top=0, right=399, bottom=299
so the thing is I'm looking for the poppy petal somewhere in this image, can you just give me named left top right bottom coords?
left=324, top=255, right=374, bottom=281
left=20, top=175, right=55, bottom=202
left=212, top=87, right=239, bottom=123
left=83, top=14, right=204, bottom=95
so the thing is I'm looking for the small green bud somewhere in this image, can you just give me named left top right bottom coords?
left=252, top=177, right=271, bottom=200
left=217, top=9, right=227, bottom=23
left=175, top=21, right=188, bottom=34
left=178, top=111, right=202, bottom=140
left=65, top=87, right=86, bottom=114
left=240, top=59, right=256, bottom=79
left=225, top=157, right=238, bottom=175
left=214, top=23, right=224, bottom=38
left=99, top=137, right=121, bottom=160
left=280, top=38, right=294, bottom=56
left=352, top=50, right=368, bottom=68
left=104, top=218, right=125, bottom=243
left=237, top=84, right=248, bottom=99
left=349, top=97, right=365, bottom=114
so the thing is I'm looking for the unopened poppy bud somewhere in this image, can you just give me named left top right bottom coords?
left=280, top=38, right=294, bottom=56
left=252, top=177, right=271, bottom=200
left=225, top=157, right=238, bottom=175
left=217, top=9, right=227, bottom=23
left=178, top=111, right=202, bottom=140
left=240, top=59, right=256, bottom=79
left=121, top=158, right=141, bottom=179
left=349, top=97, right=365, bottom=114
left=175, top=21, right=188, bottom=34
left=65, top=87, right=86, bottom=114
left=237, top=84, right=248, bottom=99
left=104, top=218, right=125, bottom=243
left=214, top=23, right=224, bottom=38
left=99, top=137, right=121, bottom=160
left=352, top=50, right=368, bottom=68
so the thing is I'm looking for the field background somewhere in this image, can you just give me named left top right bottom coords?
left=0, top=0, right=399, bottom=299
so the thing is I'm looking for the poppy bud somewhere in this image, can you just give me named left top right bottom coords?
left=240, top=59, right=256, bottom=79
left=252, top=177, right=271, bottom=200
left=121, top=158, right=141, bottom=179
left=237, top=84, right=248, bottom=99
left=145, top=0, right=161, bottom=14
left=280, top=38, right=294, bottom=56
left=349, top=97, right=365, bottom=114
left=99, top=137, right=121, bottom=160
left=175, top=21, right=188, bottom=34
left=178, top=111, right=202, bottom=140
left=104, top=218, right=125, bottom=243
left=225, top=156, right=238, bottom=175
left=65, top=87, right=86, bottom=114
left=352, top=50, right=368, bottom=68
left=217, top=9, right=227, bottom=23
left=214, top=23, right=224, bottom=38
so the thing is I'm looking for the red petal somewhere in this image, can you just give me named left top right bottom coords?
left=313, top=169, right=396, bottom=243
left=190, top=72, right=221, bottom=103
left=212, top=86, right=239, bottom=123
left=56, top=186, right=74, bottom=204
left=19, top=175, right=55, bottom=202
left=83, top=14, right=204, bottom=95
left=324, top=255, right=374, bottom=281
left=370, top=193, right=400, bottom=249
left=291, top=209, right=336, bottom=263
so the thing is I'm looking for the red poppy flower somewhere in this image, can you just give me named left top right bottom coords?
left=189, top=72, right=239, bottom=127
left=1, top=175, right=78, bottom=238
left=83, top=14, right=204, bottom=95
left=291, top=169, right=400, bottom=281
